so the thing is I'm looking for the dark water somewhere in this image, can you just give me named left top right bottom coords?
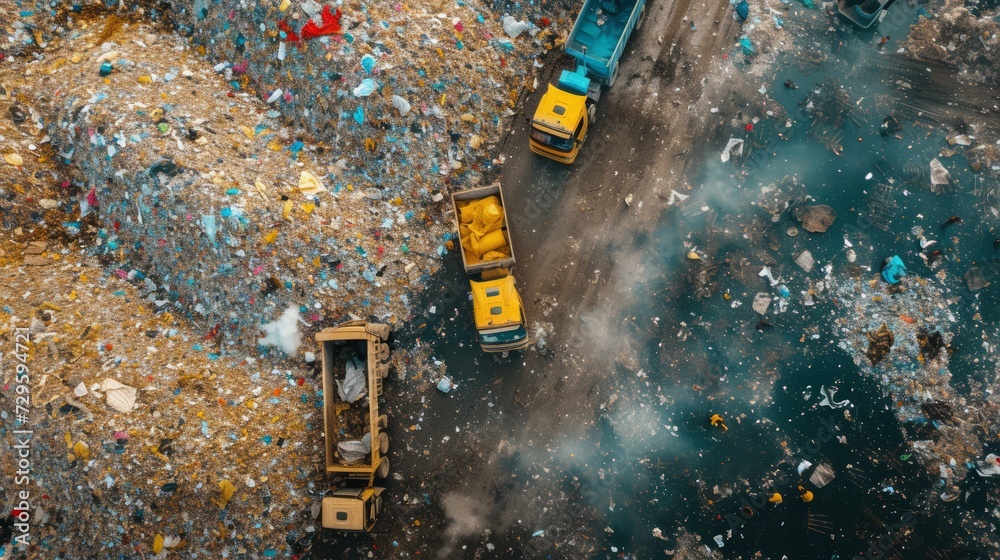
left=592, top=4, right=999, bottom=559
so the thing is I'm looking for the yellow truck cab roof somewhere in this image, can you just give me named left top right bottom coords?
left=532, top=83, right=587, bottom=136
left=471, top=276, right=523, bottom=329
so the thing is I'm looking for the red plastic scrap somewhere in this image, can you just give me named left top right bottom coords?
left=745, top=123, right=754, bottom=131
left=301, top=6, right=343, bottom=39
left=204, top=323, right=221, bottom=341
left=537, top=16, right=551, bottom=27
left=86, top=186, right=99, bottom=207
left=278, top=20, right=301, bottom=42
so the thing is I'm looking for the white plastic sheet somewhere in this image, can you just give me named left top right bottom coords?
left=338, top=432, right=372, bottom=463
left=336, top=356, right=367, bottom=403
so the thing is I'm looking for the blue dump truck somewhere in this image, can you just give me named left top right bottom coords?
left=529, top=0, right=647, bottom=163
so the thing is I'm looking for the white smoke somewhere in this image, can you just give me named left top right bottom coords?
left=257, top=305, right=302, bottom=355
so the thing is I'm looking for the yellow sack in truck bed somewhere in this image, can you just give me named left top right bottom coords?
left=469, top=202, right=503, bottom=237
left=457, top=196, right=500, bottom=223
left=463, top=229, right=507, bottom=258
left=480, top=248, right=511, bottom=263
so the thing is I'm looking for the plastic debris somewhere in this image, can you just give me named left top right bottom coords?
left=818, top=385, right=850, bottom=408
left=298, top=170, right=327, bottom=195
left=809, top=463, right=836, bottom=488
left=881, top=255, right=907, bottom=284
left=720, top=138, right=744, bottom=162
left=100, top=378, right=137, bottom=413
left=735, top=0, right=750, bottom=20
left=502, top=15, right=532, bottom=38
left=338, top=432, right=372, bottom=463
left=336, top=355, right=368, bottom=403
left=437, top=377, right=456, bottom=393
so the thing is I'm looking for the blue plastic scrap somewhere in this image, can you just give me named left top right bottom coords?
left=881, top=255, right=907, bottom=284
left=736, top=0, right=750, bottom=20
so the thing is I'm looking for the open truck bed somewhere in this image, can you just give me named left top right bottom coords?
left=565, top=0, right=646, bottom=85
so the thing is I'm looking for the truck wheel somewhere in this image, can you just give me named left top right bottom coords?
left=378, top=363, right=391, bottom=379
left=372, top=324, right=391, bottom=341
left=379, top=432, right=389, bottom=454
left=377, top=456, right=390, bottom=479
left=587, top=103, right=597, bottom=126
left=377, top=414, right=388, bottom=429
left=375, top=343, right=390, bottom=362
left=635, top=4, right=647, bottom=31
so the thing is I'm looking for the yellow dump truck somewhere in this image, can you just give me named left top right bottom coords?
left=317, top=321, right=392, bottom=532
left=451, top=183, right=530, bottom=353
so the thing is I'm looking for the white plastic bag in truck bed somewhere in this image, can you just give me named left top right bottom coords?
left=338, top=432, right=372, bottom=463
left=336, top=356, right=367, bottom=403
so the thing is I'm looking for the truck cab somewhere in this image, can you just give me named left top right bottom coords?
left=529, top=71, right=595, bottom=164
left=322, top=487, right=384, bottom=532
left=471, top=273, right=529, bottom=352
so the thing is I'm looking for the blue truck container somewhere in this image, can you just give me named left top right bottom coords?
left=565, top=0, right=648, bottom=88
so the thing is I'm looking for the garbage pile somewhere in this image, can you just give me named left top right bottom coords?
left=905, top=0, right=1000, bottom=88
left=0, top=239, right=346, bottom=558
left=170, top=0, right=570, bottom=189
left=8, top=20, right=455, bottom=346
left=829, top=273, right=998, bottom=497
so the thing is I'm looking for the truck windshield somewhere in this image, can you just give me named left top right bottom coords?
left=479, top=324, right=528, bottom=345
left=530, top=127, right=575, bottom=152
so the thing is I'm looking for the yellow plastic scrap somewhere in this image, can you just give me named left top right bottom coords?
left=279, top=0, right=292, bottom=10
left=4, top=152, right=24, bottom=167
left=72, top=441, right=90, bottom=461
left=267, top=140, right=283, bottom=151
left=70, top=52, right=83, bottom=64
left=298, top=170, right=327, bottom=195
left=768, top=492, right=783, bottom=504
left=216, top=480, right=237, bottom=509
left=240, top=125, right=255, bottom=140
left=262, top=229, right=278, bottom=245
left=218, top=523, right=230, bottom=539
left=153, top=534, right=164, bottom=554
left=301, top=202, right=316, bottom=215
left=137, top=75, right=152, bottom=84
left=282, top=200, right=293, bottom=221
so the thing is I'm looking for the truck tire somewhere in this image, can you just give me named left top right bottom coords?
left=587, top=102, right=597, bottom=126
left=378, top=362, right=391, bottom=379
left=377, top=414, right=388, bottom=429
left=376, top=456, right=390, bottom=479
left=376, top=343, right=390, bottom=362
left=366, top=323, right=390, bottom=341
left=635, top=4, right=647, bottom=31
left=379, top=432, right=389, bottom=454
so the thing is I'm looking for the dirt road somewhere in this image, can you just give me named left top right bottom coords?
left=401, top=0, right=755, bottom=556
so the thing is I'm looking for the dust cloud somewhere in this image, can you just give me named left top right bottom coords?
left=436, top=492, right=492, bottom=558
